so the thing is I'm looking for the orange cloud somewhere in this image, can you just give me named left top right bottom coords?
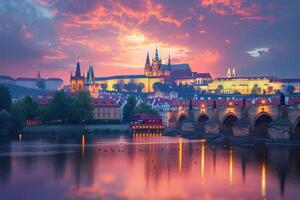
left=199, top=50, right=221, bottom=63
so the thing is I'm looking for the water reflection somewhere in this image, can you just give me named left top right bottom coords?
left=0, top=135, right=300, bottom=200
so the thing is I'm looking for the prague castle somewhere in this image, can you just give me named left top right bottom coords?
left=70, top=47, right=202, bottom=94
left=69, top=47, right=300, bottom=96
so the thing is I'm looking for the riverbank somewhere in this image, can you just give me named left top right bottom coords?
left=23, top=124, right=130, bottom=135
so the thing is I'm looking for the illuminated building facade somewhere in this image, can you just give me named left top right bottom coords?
left=208, top=77, right=281, bottom=94
left=94, top=47, right=196, bottom=92
left=70, top=62, right=85, bottom=92
left=85, top=66, right=99, bottom=98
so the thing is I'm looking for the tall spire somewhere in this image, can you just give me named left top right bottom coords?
left=168, top=53, right=171, bottom=66
left=86, top=66, right=95, bottom=84
left=75, top=61, right=81, bottom=77
left=145, top=52, right=150, bottom=65
left=154, top=46, right=159, bottom=61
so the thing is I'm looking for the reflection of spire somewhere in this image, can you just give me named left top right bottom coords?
left=37, top=71, right=41, bottom=79
left=168, top=53, right=171, bottom=66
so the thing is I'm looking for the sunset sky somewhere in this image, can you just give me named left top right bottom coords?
left=0, top=0, right=300, bottom=81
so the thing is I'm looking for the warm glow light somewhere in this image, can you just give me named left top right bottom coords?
left=229, top=149, right=233, bottom=185
left=262, top=99, right=266, bottom=104
left=261, top=162, right=267, bottom=198
left=201, top=141, right=205, bottom=184
left=82, top=134, right=86, bottom=159
left=178, top=137, right=183, bottom=172
left=229, top=102, right=233, bottom=106
left=19, top=133, right=22, bottom=142
left=201, top=104, right=205, bottom=108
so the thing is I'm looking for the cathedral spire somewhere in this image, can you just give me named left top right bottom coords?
left=154, top=46, right=159, bottom=61
left=145, top=52, right=150, bottom=65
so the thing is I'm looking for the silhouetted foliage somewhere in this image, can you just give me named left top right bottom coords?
left=133, top=103, right=159, bottom=117
left=122, top=96, right=136, bottom=122
left=0, top=85, right=12, bottom=112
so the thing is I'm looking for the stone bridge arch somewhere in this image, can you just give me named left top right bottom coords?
left=220, top=113, right=239, bottom=135
left=252, top=112, right=273, bottom=136
left=197, top=114, right=210, bottom=131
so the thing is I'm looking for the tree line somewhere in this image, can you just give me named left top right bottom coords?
left=0, top=85, right=93, bottom=134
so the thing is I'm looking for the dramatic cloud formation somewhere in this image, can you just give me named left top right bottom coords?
left=0, top=0, right=300, bottom=81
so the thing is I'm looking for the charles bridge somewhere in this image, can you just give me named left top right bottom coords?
left=168, top=94, right=300, bottom=139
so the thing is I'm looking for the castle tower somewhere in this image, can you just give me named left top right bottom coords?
left=70, top=61, right=85, bottom=92
left=85, top=66, right=99, bottom=98
left=144, top=52, right=152, bottom=76
left=151, top=47, right=161, bottom=76
left=168, top=53, right=171, bottom=66
left=227, top=67, right=236, bottom=78
left=227, top=68, right=232, bottom=78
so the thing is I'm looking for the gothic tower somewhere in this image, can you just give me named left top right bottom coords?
left=70, top=61, right=85, bottom=92
left=144, top=52, right=152, bottom=76
left=85, top=66, right=99, bottom=98
left=151, top=47, right=161, bottom=76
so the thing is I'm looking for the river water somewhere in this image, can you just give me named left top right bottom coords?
left=0, top=134, right=300, bottom=200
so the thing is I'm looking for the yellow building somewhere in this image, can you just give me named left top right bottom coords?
left=208, top=77, right=281, bottom=94
left=70, top=62, right=85, bottom=92
left=95, top=75, right=163, bottom=93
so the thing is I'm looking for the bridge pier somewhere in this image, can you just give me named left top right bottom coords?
left=268, top=105, right=292, bottom=139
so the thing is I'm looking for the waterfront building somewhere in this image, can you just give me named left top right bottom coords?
left=92, top=98, right=121, bottom=121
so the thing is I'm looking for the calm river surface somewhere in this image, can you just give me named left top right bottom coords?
left=0, top=134, right=300, bottom=200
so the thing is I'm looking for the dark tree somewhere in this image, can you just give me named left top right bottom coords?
left=72, top=91, right=93, bottom=123
left=124, top=82, right=137, bottom=93
left=113, top=83, right=122, bottom=92
left=100, top=83, right=108, bottom=91
left=21, top=96, right=39, bottom=120
left=136, top=83, right=145, bottom=93
left=133, top=103, right=159, bottom=117
left=122, top=96, right=136, bottom=122
left=0, top=110, right=11, bottom=130
left=46, top=91, right=72, bottom=123
left=10, top=102, right=26, bottom=132
left=287, top=85, right=295, bottom=95
left=153, top=82, right=169, bottom=92
left=0, top=85, right=12, bottom=112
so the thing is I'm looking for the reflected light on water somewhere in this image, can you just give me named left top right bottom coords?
left=261, top=161, right=267, bottom=198
left=82, top=134, right=85, bottom=159
left=19, top=133, right=22, bottom=142
left=178, top=137, right=183, bottom=172
left=229, top=148, right=233, bottom=185
left=201, top=141, right=205, bottom=184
